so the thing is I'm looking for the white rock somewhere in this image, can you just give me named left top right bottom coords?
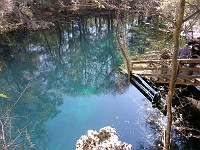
left=76, top=126, right=132, bottom=150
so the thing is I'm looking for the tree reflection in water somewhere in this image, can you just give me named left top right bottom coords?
left=0, top=16, right=197, bottom=149
left=0, top=17, right=129, bottom=149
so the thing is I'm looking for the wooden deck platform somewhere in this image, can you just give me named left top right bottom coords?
left=131, top=59, right=200, bottom=86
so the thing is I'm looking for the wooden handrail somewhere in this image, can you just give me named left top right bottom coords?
left=132, top=66, right=200, bottom=71
left=134, top=73, right=200, bottom=79
left=131, top=59, right=200, bottom=64
left=132, top=59, right=200, bottom=72
left=131, top=59, right=200, bottom=86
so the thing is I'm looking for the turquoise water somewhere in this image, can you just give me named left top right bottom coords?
left=46, top=89, right=150, bottom=150
left=0, top=18, right=165, bottom=149
left=3, top=17, right=199, bottom=150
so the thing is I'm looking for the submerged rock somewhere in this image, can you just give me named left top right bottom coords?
left=76, top=126, right=132, bottom=150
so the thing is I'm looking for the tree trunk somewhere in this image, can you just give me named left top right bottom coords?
left=164, top=0, right=185, bottom=150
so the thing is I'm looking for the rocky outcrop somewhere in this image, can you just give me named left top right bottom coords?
left=76, top=126, right=132, bottom=150
left=186, top=96, right=200, bottom=111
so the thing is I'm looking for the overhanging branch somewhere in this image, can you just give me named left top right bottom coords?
left=183, top=9, right=200, bottom=23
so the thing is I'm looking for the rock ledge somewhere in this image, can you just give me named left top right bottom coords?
left=76, top=126, right=132, bottom=150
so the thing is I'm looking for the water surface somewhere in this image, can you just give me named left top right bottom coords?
left=0, top=17, right=190, bottom=150
left=46, top=88, right=152, bottom=150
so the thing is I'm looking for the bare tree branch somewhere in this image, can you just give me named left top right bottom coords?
left=0, top=120, right=7, bottom=150
left=183, top=9, right=200, bottom=23
left=164, top=0, right=185, bottom=149
left=3, top=81, right=32, bottom=117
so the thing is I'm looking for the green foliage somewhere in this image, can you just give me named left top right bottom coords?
left=0, top=93, right=8, bottom=98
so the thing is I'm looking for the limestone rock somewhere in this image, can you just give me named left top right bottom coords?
left=76, top=126, right=132, bottom=150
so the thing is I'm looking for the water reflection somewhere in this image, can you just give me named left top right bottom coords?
left=46, top=92, right=150, bottom=150
left=0, top=17, right=196, bottom=149
left=0, top=17, right=133, bottom=149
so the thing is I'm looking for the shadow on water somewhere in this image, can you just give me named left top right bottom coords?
left=0, top=15, right=199, bottom=149
left=131, top=74, right=200, bottom=149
